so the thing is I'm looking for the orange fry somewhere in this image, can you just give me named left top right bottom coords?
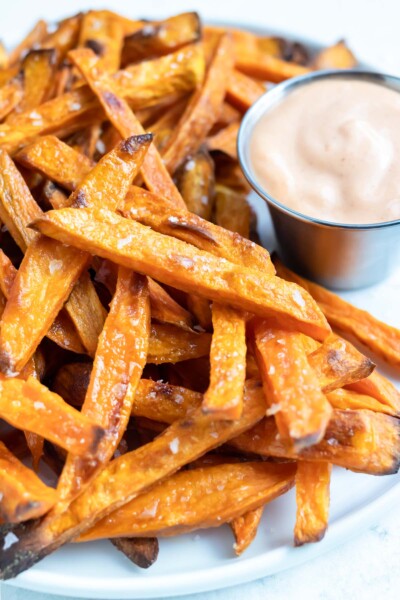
left=202, top=303, right=246, bottom=420
left=78, top=10, right=124, bottom=73
left=0, top=377, right=105, bottom=456
left=0, top=76, right=24, bottom=121
left=0, top=441, right=57, bottom=523
left=231, top=506, right=264, bottom=555
left=226, top=70, right=265, bottom=111
left=8, top=19, right=48, bottom=66
left=32, top=207, right=331, bottom=341
left=294, top=461, right=331, bottom=546
left=148, top=323, right=211, bottom=364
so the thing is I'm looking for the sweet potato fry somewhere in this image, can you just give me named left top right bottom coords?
left=308, top=334, right=375, bottom=393
left=274, top=257, right=400, bottom=366
left=347, top=370, right=400, bottom=414
left=231, top=506, right=264, bottom=555
left=0, top=75, right=23, bottom=121
left=8, top=19, right=48, bottom=66
left=294, top=461, right=331, bottom=546
left=0, top=149, right=41, bottom=251
left=231, top=409, right=400, bottom=475
left=78, top=10, right=124, bottom=73
left=11, top=49, right=57, bottom=116
left=132, top=379, right=202, bottom=422
left=226, top=70, right=265, bottom=111
left=0, top=43, right=8, bottom=70
left=252, top=320, right=332, bottom=449
left=122, top=12, right=201, bottom=64
left=202, top=303, right=246, bottom=420
left=327, top=388, right=398, bottom=417
left=41, top=14, right=81, bottom=63
left=313, top=40, right=357, bottom=70
left=0, top=135, right=151, bottom=374
left=163, top=34, right=234, bottom=174
left=176, top=148, right=215, bottom=219
left=16, top=135, right=94, bottom=192
left=110, top=537, right=159, bottom=569
left=186, top=294, right=212, bottom=330
left=148, top=279, right=193, bottom=330
left=78, top=462, right=295, bottom=542
left=0, top=377, right=105, bottom=456
left=121, top=186, right=274, bottom=274
left=214, top=184, right=250, bottom=238
left=148, top=323, right=211, bottom=364
left=70, top=48, right=185, bottom=208
left=0, top=380, right=266, bottom=578
left=57, top=269, right=150, bottom=503
left=31, top=207, right=330, bottom=341
left=64, top=270, right=107, bottom=358
left=0, top=45, right=204, bottom=154
left=206, top=121, right=239, bottom=160
left=0, top=441, right=57, bottom=523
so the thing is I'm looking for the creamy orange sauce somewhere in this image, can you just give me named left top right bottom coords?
left=250, top=79, right=400, bottom=224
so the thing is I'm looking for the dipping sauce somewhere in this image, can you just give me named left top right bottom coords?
left=250, top=79, right=400, bottom=224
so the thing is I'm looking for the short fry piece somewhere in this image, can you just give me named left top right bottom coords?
left=0, top=441, right=57, bottom=523
left=176, top=148, right=215, bottom=220
left=313, top=40, right=357, bottom=70
left=226, top=70, right=265, bottom=111
left=32, top=208, right=330, bottom=341
left=79, top=10, right=124, bottom=73
left=0, top=377, right=105, bottom=456
left=163, top=34, right=234, bottom=173
left=148, top=323, right=211, bottom=364
left=294, top=461, right=331, bottom=546
left=253, top=320, right=332, bottom=449
left=110, top=537, right=159, bottom=569
left=78, top=462, right=295, bottom=541
left=14, top=49, right=57, bottom=115
left=347, top=370, right=400, bottom=415
left=275, top=257, right=400, bottom=366
left=0, top=76, right=24, bottom=121
left=231, top=506, right=264, bottom=555
left=202, top=303, right=246, bottom=420
left=206, top=121, right=239, bottom=160
left=214, top=184, right=250, bottom=239
left=327, top=388, right=398, bottom=417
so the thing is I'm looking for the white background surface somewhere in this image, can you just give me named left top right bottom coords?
left=2, top=1, right=400, bottom=599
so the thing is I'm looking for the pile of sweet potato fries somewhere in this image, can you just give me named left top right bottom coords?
left=0, top=9, right=399, bottom=577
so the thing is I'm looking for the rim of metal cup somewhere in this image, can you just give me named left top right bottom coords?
left=238, top=69, right=400, bottom=231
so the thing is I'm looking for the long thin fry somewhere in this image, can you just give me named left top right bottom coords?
left=294, top=461, right=331, bottom=546
left=347, top=370, right=400, bottom=414
left=32, top=207, right=331, bottom=341
left=77, top=462, right=295, bottom=541
left=0, top=377, right=105, bottom=456
left=78, top=10, right=124, bottom=73
left=0, top=380, right=266, bottom=578
left=68, top=47, right=185, bottom=208
left=202, top=303, right=246, bottom=420
left=0, top=441, right=57, bottom=523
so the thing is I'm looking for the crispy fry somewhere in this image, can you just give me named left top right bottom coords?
left=214, top=184, right=250, bottom=238
left=327, top=388, right=398, bottom=417
left=0, top=45, right=204, bottom=154
left=11, top=49, right=57, bottom=116
left=132, top=380, right=202, bottom=422
left=0, top=380, right=266, bottom=577
left=32, top=207, right=330, bottom=341
left=121, top=186, right=274, bottom=274
left=148, top=323, right=211, bottom=364
left=0, top=377, right=105, bottom=456
left=79, top=10, right=124, bottom=73
left=69, top=47, right=185, bottom=209
left=41, top=14, right=81, bottom=63
left=122, top=12, right=201, bottom=64
left=231, top=409, right=400, bottom=475
left=347, top=370, right=400, bottom=414
left=274, top=257, right=400, bottom=366
left=57, top=269, right=150, bottom=503
left=148, top=279, right=193, bottom=330
left=110, top=537, right=159, bottom=569
left=313, top=40, right=357, bottom=70
left=163, top=34, right=234, bottom=174
left=176, top=148, right=215, bottom=219
left=64, top=271, right=107, bottom=358
left=8, top=20, right=48, bottom=66
left=186, top=294, right=212, bottom=330
left=0, top=440, right=57, bottom=523
left=0, top=43, right=8, bottom=70
left=202, top=303, right=246, bottom=420
left=231, top=506, right=264, bottom=555
left=0, top=75, right=24, bottom=121
left=206, top=121, right=239, bottom=160
left=308, top=334, right=375, bottom=393
left=294, top=461, right=331, bottom=546
left=252, top=320, right=332, bottom=449
left=226, top=70, right=265, bottom=111
left=77, top=462, right=295, bottom=541
left=0, top=135, right=151, bottom=374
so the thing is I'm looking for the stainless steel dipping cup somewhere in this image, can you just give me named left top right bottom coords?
left=238, top=69, right=400, bottom=290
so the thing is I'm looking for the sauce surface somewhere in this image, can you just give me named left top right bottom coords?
left=250, top=78, right=400, bottom=224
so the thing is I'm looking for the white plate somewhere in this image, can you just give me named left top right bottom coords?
left=4, top=6, right=400, bottom=599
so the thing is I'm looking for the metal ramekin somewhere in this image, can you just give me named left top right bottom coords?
left=238, top=69, right=400, bottom=290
